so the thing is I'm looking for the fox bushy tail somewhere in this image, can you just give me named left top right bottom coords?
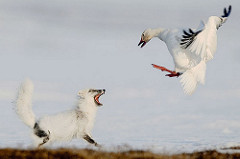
left=16, top=79, right=36, bottom=128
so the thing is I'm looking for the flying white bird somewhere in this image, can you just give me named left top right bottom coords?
left=138, top=6, right=232, bottom=95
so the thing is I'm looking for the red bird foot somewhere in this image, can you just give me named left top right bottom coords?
left=165, top=72, right=182, bottom=78
left=152, top=64, right=182, bottom=78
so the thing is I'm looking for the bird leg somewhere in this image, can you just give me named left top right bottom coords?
left=152, top=64, right=182, bottom=77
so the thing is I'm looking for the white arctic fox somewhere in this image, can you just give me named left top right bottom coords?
left=15, top=79, right=105, bottom=148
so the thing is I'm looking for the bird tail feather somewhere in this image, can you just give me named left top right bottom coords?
left=180, top=61, right=206, bottom=95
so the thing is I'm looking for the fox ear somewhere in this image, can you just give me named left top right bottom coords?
left=78, top=90, right=84, bottom=97
left=77, top=89, right=87, bottom=97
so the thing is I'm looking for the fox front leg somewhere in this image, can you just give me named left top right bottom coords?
left=83, top=134, right=100, bottom=147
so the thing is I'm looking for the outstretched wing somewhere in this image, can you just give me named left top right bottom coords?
left=180, top=5, right=231, bottom=61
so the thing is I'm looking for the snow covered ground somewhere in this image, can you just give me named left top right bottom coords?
left=0, top=0, right=240, bottom=153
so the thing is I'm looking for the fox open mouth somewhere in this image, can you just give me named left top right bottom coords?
left=94, top=92, right=104, bottom=106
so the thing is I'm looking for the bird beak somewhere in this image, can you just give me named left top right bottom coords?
left=138, top=38, right=146, bottom=48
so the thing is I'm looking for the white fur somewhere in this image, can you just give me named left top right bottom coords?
left=16, top=78, right=35, bottom=128
left=15, top=79, right=104, bottom=147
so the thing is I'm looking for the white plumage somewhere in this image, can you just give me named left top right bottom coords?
left=138, top=6, right=231, bottom=95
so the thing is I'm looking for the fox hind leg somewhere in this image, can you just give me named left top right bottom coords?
left=33, top=123, right=50, bottom=148
left=37, top=130, right=50, bottom=148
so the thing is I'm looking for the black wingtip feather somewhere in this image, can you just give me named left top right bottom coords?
left=180, top=28, right=202, bottom=49
left=228, top=5, right=232, bottom=15
left=189, top=29, right=194, bottom=34
left=222, top=5, right=232, bottom=18
left=181, top=38, right=189, bottom=42
left=183, top=30, right=188, bottom=36
left=224, top=8, right=227, bottom=15
left=182, top=35, right=190, bottom=39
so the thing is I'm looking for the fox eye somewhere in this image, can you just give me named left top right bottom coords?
left=142, top=33, right=145, bottom=37
left=88, top=89, right=93, bottom=92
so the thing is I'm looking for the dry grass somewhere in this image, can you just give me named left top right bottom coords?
left=0, top=148, right=240, bottom=159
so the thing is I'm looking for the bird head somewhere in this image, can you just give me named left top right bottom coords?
left=138, top=29, right=153, bottom=48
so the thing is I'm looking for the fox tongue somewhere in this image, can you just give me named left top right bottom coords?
left=94, top=93, right=102, bottom=105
